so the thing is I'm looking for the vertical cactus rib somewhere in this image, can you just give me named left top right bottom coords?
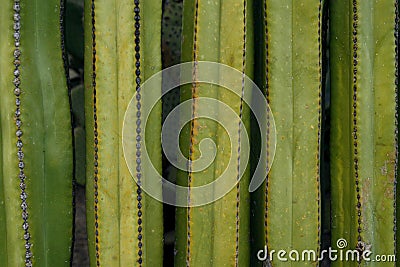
left=234, top=1, right=253, bottom=266
left=0, top=2, right=23, bottom=265
left=329, top=1, right=356, bottom=262
left=263, top=0, right=270, bottom=254
left=89, top=0, right=100, bottom=265
left=141, top=0, right=164, bottom=264
left=133, top=2, right=144, bottom=265
left=85, top=0, right=163, bottom=266
left=83, top=0, right=96, bottom=263
left=13, top=1, right=33, bottom=265
left=352, top=0, right=362, bottom=247
left=185, top=0, right=199, bottom=264
left=175, top=0, right=253, bottom=266
left=0, top=110, right=7, bottom=265
left=318, top=1, right=324, bottom=256
left=257, top=0, right=323, bottom=265
left=0, top=0, right=74, bottom=266
left=395, top=0, right=399, bottom=258
left=330, top=0, right=398, bottom=265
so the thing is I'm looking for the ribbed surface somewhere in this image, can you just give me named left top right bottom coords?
left=84, top=0, right=163, bottom=266
left=330, top=0, right=398, bottom=266
left=175, top=0, right=254, bottom=265
left=255, top=1, right=323, bottom=266
left=0, top=0, right=73, bottom=266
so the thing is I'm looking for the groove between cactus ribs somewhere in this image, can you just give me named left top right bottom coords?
left=90, top=0, right=100, bottom=265
left=235, top=0, right=247, bottom=265
left=316, top=0, right=323, bottom=259
left=263, top=0, right=270, bottom=249
left=393, top=0, right=399, bottom=257
left=186, top=0, right=200, bottom=264
left=12, top=0, right=33, bottom=266
left=351, top=0, right=362, bottom=248
left=133, top=0, right=144, bottom=265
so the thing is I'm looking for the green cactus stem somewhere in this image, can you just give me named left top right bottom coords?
left=174, top=0, right=254, bottom=266
left=252, top=0, right=324, bottom=266
left=84, top=0, right=163, bottom=265
left=0, top=0, right=74, bottom=265
left=330, top=0, right=398, bottom=266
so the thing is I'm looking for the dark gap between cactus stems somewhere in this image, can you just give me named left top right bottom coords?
left=320, top=0, right=332, bottom=265
left=249, top=0, right=269, bottom=264
left=60, top=0, right=78, bottom=264
left=160, top=0, right=183, bottom=265
left=64, top=0, right=90, bottom=265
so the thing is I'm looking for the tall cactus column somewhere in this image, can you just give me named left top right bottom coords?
left=0, top=110, right=6, bottom=265
left=252, top=0, right=324, bottom=266
left=84, top=0, right=163, bottom=266
left=330, top=0, right=398, bottom=266
left=174, top=0, right=254, bottom=266
left=0, top=0, right=74, bottom=266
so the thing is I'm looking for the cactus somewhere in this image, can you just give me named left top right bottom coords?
left=252, top=0, right=325, bottom=266
left=0, top=0, right=74, bottom=266
left=84, top=0, right=163, bottom=265
left=174, top=0, right=254, bottom=265
left=330, top=0, right=398, bottom=265
left=1, top=0, right=399, bottom=265
left=0, top=117, right=6, bottom=265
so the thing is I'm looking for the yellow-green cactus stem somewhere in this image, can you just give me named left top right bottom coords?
left=0, top=0, right=74, bottom=266
left=84, top=0, right=163, bottom=266
left=174, top=0, right=254, bottom=265
left=252, top=0, right=324, bottom=266
left=0, top=112, right=6, bottom=264
left=330, top=0, right=398, bottom=266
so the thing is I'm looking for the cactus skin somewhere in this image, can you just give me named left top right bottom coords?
left=0, top=0, right=73, bottom=266
left=330, top=1, right=398, bottom=266
left=174, top=0, right=254, bottom=266
left=0, top=116, right=6, bottom=264
left=252, top=1, right=324, bottom=266
left=84, top=0, right=163, bottom=266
